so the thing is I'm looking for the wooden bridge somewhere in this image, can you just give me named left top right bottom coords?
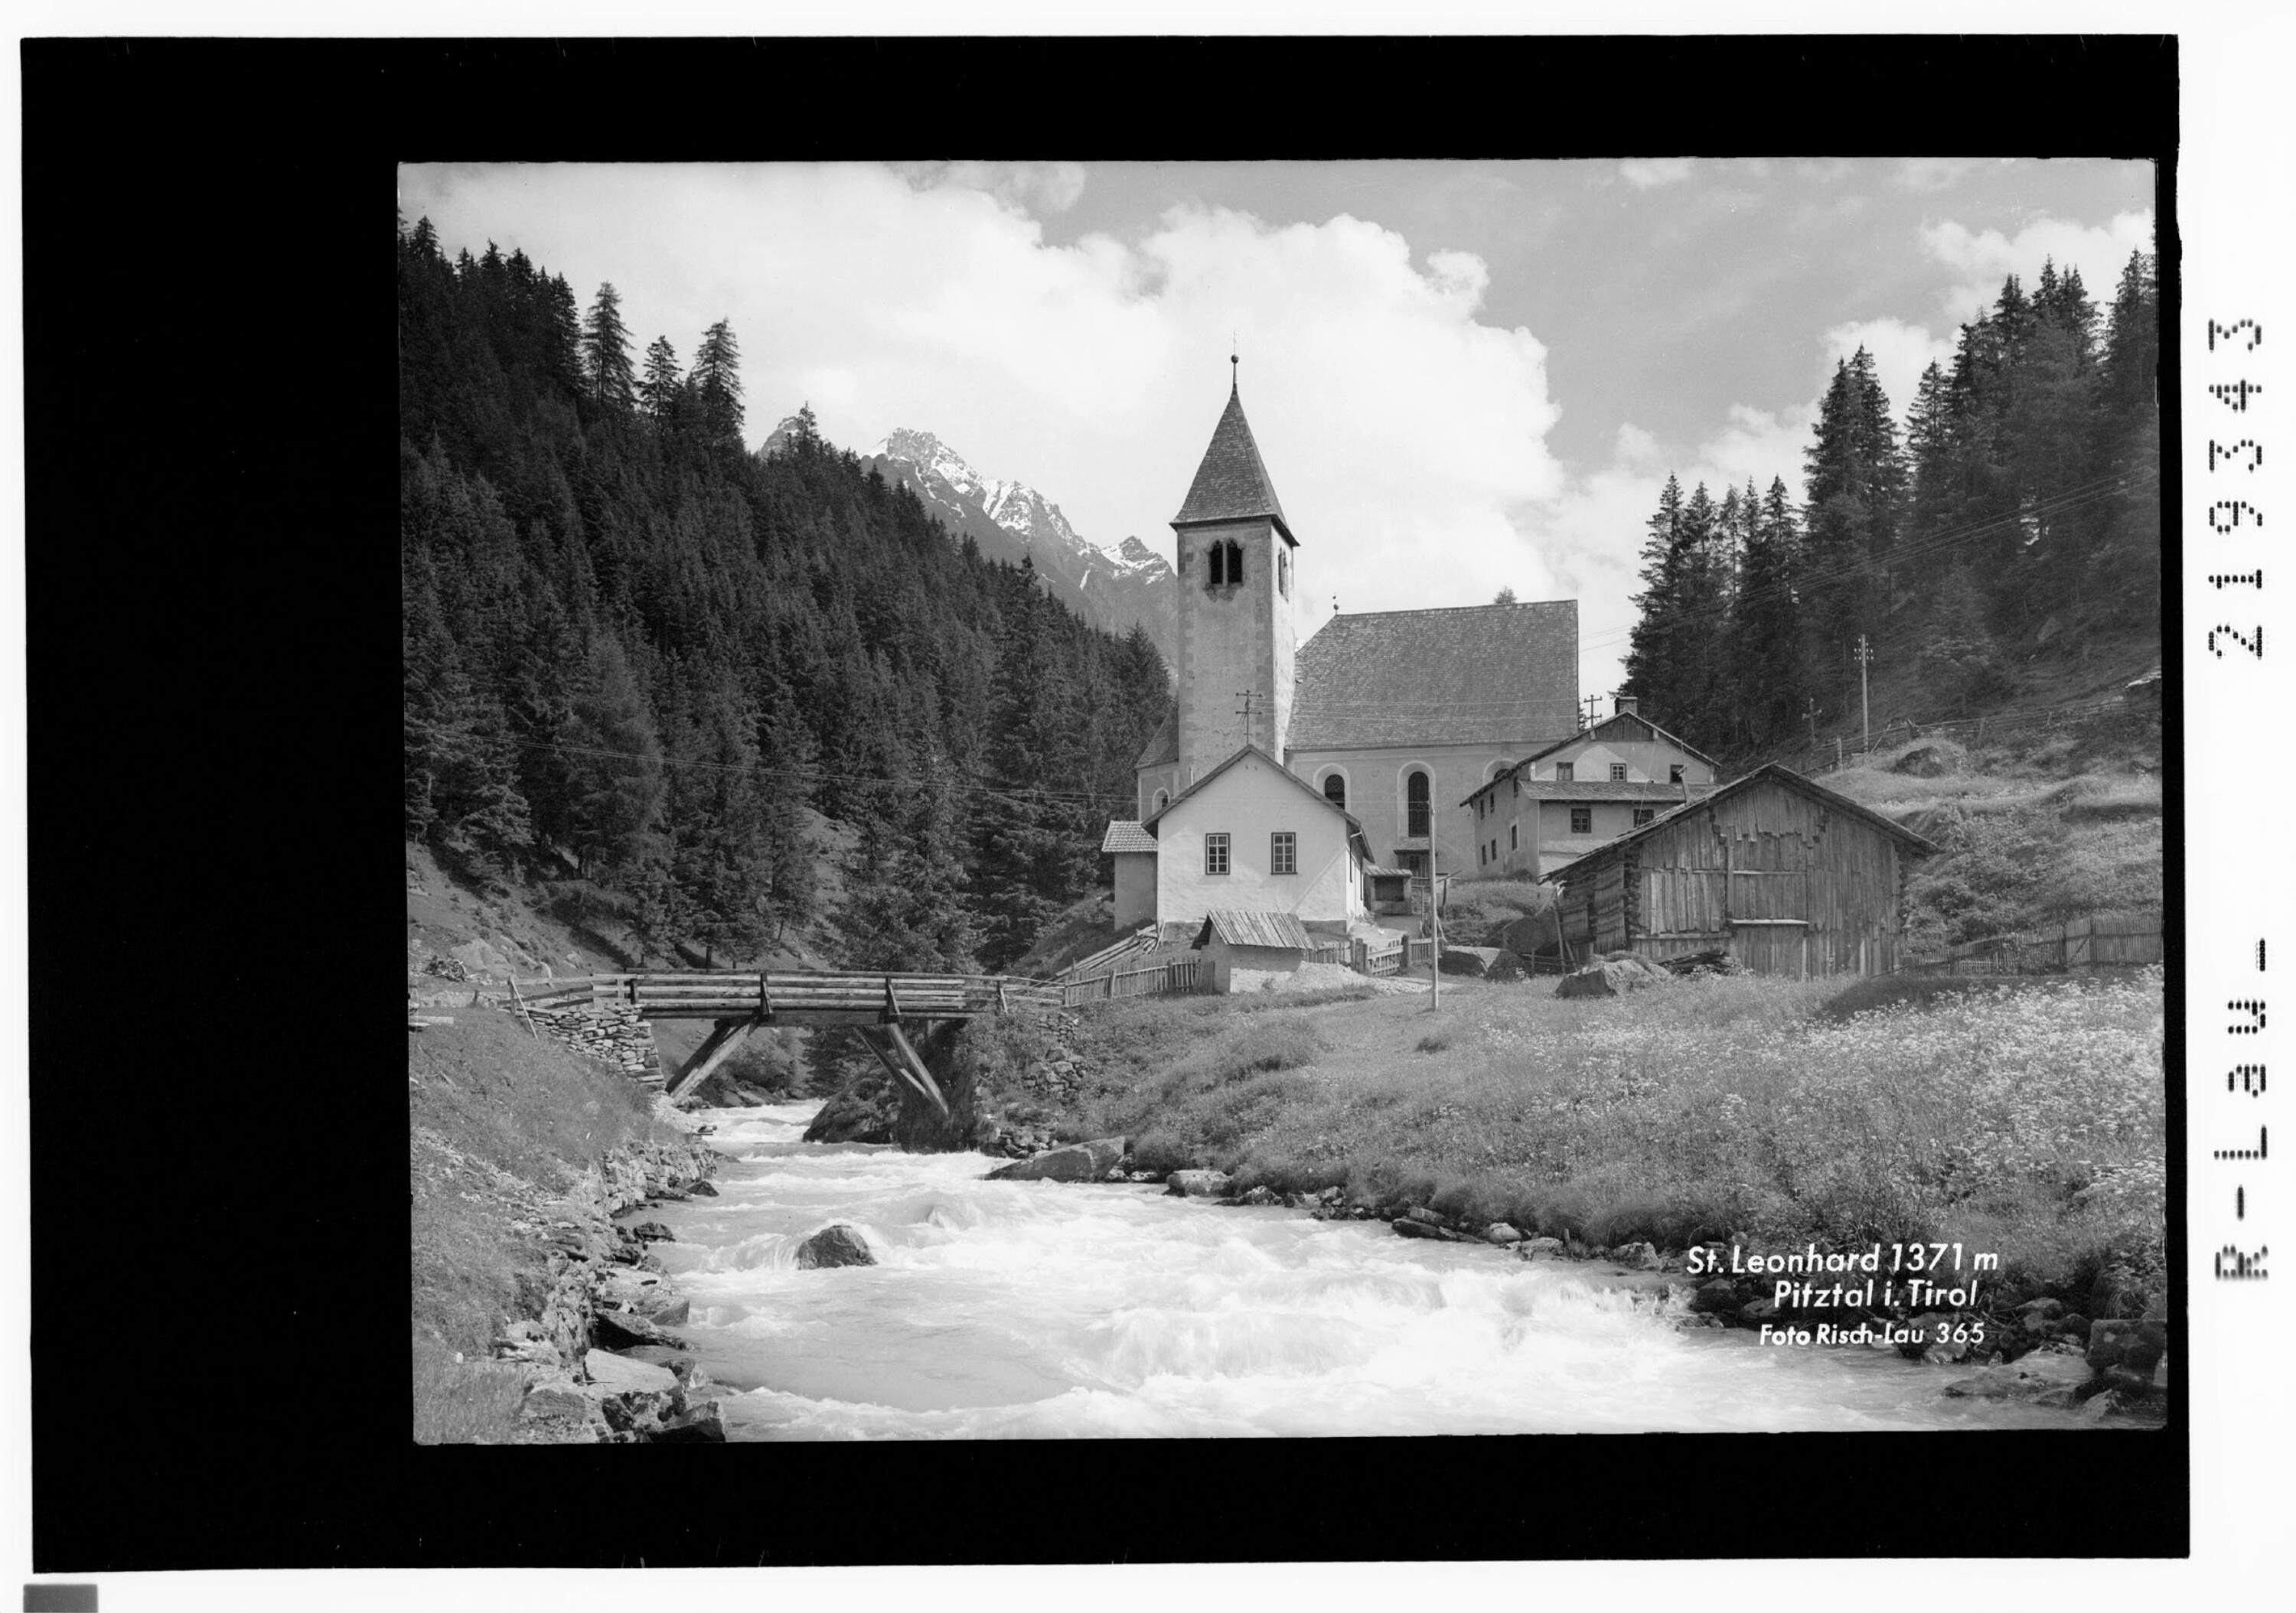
left=512, top=970, right=1063, bottom=1116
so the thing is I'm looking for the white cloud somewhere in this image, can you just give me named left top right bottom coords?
left=896, top=159, right=1088, bottom=215
left=1821, top=316, right=1957, bottom=420
left=1619, top=158, right=1694, bottom=189
left=395, top=163, right=1569, bottom=641
left=1921, top=210, right=2155, bottom=321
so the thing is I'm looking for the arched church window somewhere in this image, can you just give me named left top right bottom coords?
left=1406, top=770, right=1430, bottom=837
left=1322, top=772, right=1345, bottom=810
left=1154, top=789, right=1170, bottom=811
left=1207, top=541, right=1225, bottom=586
left=1278, top=551, right=1290, bottom=598
left=1222, top=540, right=1244, bottom=585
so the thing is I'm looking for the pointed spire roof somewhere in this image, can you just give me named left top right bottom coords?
left=1172, top=372, right=1293, bottom=542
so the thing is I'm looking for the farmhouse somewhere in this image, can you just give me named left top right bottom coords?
left=1461, top=697, right=1721, bottom=881
left=1120, top=367, right=1581, bottom=927
left=1552, top=763, right=1939, bottom=977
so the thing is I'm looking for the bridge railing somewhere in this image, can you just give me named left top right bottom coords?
left=507, top=969, right=1065, bottom=1015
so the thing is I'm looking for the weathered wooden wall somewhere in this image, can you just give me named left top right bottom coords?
left=1573, top=779, right=1910, bottom=978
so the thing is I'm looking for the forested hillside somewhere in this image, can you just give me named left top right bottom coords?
left=1622, top=249, right=2161, bottom=754
left=399, top=214, right=1171, bottom=973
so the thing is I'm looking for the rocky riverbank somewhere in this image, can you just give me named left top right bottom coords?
left=497, top=1129, right=738, bottom=1442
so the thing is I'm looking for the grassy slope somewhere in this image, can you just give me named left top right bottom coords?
left=1818, top=709, right=2163, bottom=953
left=1058, top=968, right=2166, bottom=1304
left=408, top=1008, right=683, bottom=1442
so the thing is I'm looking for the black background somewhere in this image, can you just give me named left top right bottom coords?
left=23, top=34, right=2183, bottom=1569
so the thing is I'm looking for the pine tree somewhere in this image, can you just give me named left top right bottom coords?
left=582, top=282, right=638, bottom=415
left=1723, top=477, right=1809, bottom=749
left=639, top=335, right=683, bottom=426
left=564, top=633, right=665, bottom=875
left=691, top=318, right=745, bottom=451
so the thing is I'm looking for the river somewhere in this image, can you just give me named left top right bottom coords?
left=641, top=1100, right=2095, bottom=1439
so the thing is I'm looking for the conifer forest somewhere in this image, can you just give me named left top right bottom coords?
left=1619, top=251, right=2160, bottom=750
left=398, top=216, right=1173, bottom=973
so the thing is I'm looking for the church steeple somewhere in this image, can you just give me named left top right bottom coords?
left=1168, top=367, right=1300, bottom=784
left=1172, top=374, right=1294, bottom=544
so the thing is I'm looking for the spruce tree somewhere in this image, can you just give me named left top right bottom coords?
left=582, top=282, right=638, bottom=415
left=691, top=318, right=745, bottom=451
left=639, top=335, right=683, bottom=426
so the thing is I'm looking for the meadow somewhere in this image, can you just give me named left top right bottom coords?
left=1058, top=966, right=2167, bottom=1303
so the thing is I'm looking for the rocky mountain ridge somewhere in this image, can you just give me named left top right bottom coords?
left=855, top=425, right=1178, bottom=669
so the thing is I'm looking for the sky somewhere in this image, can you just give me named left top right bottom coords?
left=399, top=158, right=2154, bottom=700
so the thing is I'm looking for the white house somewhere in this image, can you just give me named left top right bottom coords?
left=1459, top=696, right=1721, bottom=881
left=1139, top=743, right=1369, bottom=938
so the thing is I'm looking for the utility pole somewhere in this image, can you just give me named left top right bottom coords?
left=1854, top=635, right=1874, bottom=757
left=1234, top=689, right=1256, bottom=751
left=1581, top=691, right=1605, bottom=728
left=1427, top=818, right=1441, bottom=1011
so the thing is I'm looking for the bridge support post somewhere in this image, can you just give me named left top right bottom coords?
left=665, top=1014, right=762, bottom=1102
left=855, top=1023, right=947, bottom=1117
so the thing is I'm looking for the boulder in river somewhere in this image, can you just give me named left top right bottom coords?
left=984, top=1136, right=1127, bottom=1183
left=592, top=1306, right=683, bottom=1351
left=795, top=1224, right=876, bottom=1269
left=1391, top=1217, right=1443, bottom=1240
left=1165, top=1169, right=1234, bottom=1198
left=1485, top=1222, right=1525, bottom=1245
left=1940, top=1351, right=2090, bottom=1404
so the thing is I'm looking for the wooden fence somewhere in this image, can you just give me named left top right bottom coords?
left=1903, top=915, right=2164, bottom=976
left=1059, top=956, right=1206, bottom=1007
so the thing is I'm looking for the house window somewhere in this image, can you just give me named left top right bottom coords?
left=1321, top=771, right=1346, bottom=810
left=1570, top=807, right=1593, bottom=834
left=1270, top=832, right=1296, bottom=875
left=1406, top=770, right=1430, bottom=837
left=1633, top=808, right=1655, bottom=826
left=1205, top=833, right=1230, bottom=875
left=1609, top=763, right=1628, bottom=781
left=1554, top=762, right=1575, bottom=783
left=1669, top=764, right=1685, bottom=784
left=1479, top=844, right=1486, bottom=867
left=1509, top=823, right=1518, bottom=851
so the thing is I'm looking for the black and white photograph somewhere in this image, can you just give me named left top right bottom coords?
left=37, top=21, right=2285, bottom=1602
left=399, top=151, right=2167, bottom=1442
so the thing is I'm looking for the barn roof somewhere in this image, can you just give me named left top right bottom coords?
left=1196, top=909, right=1316, bottom=950
left=1514, top=709, right=1721, bottom=771
left=1290, top=600, right=1580, bottom=750
left=1555, top=764, right=1939, bottom=889
left=1172, top=383, right=1293, bottom=543
left=1134, top=709, right=1179, bottom=769
left=1101, top=820, right=1159, bottom=854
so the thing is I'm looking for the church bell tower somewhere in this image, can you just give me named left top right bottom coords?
left=1169, top=359, right=1298, bottom=784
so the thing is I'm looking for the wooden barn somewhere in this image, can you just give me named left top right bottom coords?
left=1552, top=764, right=1939, bottom=978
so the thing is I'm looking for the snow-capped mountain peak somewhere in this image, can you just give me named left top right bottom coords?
left=862, top=426, right=1177, bottom=666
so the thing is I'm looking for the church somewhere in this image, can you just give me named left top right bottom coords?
left=1104, top=369, right=1581, bottom=940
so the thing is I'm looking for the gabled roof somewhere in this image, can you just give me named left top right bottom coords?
left=1515, top=709, right=1720, bottom=772
left=1290, top=601, right=1580, bottom=750
left=1101, top=820, right=1159, bottom=854
left=1141, top=743, right=1362, bottom=837
left=1554, top=764, right=1940, bottom=888
left=1134, top=709, right=1179, bottom=770
left=1172, top=383, right=1293, bottom=543
left=1196, top=909, right=1316, bottom=951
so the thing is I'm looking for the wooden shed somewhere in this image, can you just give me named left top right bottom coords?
left=1193, top=908, right=1316, bottom=993
left=1552, top=764, right=1938, bottom=978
